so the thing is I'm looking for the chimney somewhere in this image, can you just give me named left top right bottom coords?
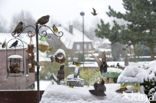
left=69, top=25, right=73, bottom=34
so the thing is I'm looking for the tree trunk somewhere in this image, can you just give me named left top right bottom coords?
left=133, top=44, right=137, bottom=62
left=149, top=43, right=155, bottom=60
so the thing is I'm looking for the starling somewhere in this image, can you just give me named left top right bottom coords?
left=52, top=25, right=58, bottom=33
left=91, top=8, right=98, bottom=16
left=36, top=15, right=50, bottom=25
left=57, top=65, right=65, bottom=83
left=89, top=79, right=106, bottom=96
left=10, top=40, right=18, bottom=48
left=12, top=21, right=24, bottom=35
left=2, top=41, right=6, bottom=48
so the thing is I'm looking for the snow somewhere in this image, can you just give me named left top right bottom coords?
left=40, top=83, right=149, bottom=103
left=8, top=55, right=23, bottom=59
left=34, top=80, right=51, bottom=90
left=117, top=63, right=148, bottom=83
left=54, top=49, right=66, bottom=56
left=107, top=67, right=123, bottom=73
left=47, top=27, right=92, bottom=49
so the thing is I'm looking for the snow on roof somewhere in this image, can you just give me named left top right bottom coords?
left=47, top=27, right=92, bottom=49
left=0, top=33, right=36, bottom=49
left=8, top=55, right=23, bottom=59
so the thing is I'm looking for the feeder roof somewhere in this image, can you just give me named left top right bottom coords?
left=8, top=55, right=23, bottom=59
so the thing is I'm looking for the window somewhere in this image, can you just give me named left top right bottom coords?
left=76, top=44, right=80, bottom=50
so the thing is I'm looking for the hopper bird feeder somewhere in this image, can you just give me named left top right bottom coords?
left=38, top=36, right=49, bottom=52
left=6, top=38, right=25, bottom=77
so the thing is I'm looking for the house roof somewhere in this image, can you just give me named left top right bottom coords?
left=47, top=27, right=92, bottom=49
left=0, top=33, right=36, bottom=49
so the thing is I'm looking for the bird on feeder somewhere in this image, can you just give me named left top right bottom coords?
left=91, top=8, right=98, bottom=16
left=10, top=40, right=18, bottom=48
left=2, top=40, right=6, bottom=48
left=73, top=61, right=82, bottom=66
left=52, top=25, right=58, bottom=33
left=12, top=21, right=24, bottom=35
left=36, top=15, right=50, bottom=25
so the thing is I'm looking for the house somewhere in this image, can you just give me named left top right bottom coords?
left=47, top=25, right=94, bottom=55
left=0, top=33, right=36, bottom=89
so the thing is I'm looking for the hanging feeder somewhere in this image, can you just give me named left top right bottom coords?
left=54, top=49, right=66, bottom=64
left=8, top=55, right=23, bottom=73
left=38, top=36, right=49, bottom=52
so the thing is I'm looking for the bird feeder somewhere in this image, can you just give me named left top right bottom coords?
left=8, top=55, right=23, bottom=73
left=38, top=36, right=49, bottom=52
left=54, top=49, right=66, bottom=64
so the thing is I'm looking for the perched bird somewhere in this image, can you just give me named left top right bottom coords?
left=89, top=78, right=106, bottom=96
left=36, top=15, right=50, bottom=25
left=52, top=25, right=58, bottom=33
left=73, top=61, right=82, bottom=66
left=9, top=40, right=18, bottom=48
left=2, top=41, right=6, bottom=48
left=57, top=65, right=65, bottom=84
left=91, top=8, right=98, bottom=16
left=116, top=87, right=127, bottom=93
left=12, top=21, right=24, bottom=35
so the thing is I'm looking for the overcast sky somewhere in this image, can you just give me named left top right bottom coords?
left=0, top=0, right=124, bottom=29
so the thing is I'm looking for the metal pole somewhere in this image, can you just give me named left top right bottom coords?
left=80, top=11, right=85, bottom=68
left=35, top=24, right=40, bottom=103
left=82, top=15, right=84, bottom=68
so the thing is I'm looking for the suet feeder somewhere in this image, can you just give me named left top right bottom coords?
left=38, top=36, right=49, bottom=52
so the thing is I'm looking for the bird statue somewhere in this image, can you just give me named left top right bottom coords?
left=2, top=41, right=6, bottom=48
left=73, top=61, right=82, bottom=66
left=74, top=67, right=80, bottom=78
left=36, top=15, right=50, bottom=25
left=57, top=65, right=65, bottom=84
left=12, top=21, right=24, bottom=35
left=10, top=40, right=18, bottom=48
left=91, top=8, right=98, bottom=16
left=89, top=78, right=106, bottom=96
left=52, top=25, right=58, bottom=33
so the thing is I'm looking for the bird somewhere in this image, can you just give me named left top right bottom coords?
left=12, top=21, right=24, bottom=35
left=57, top=65, right=65, bottom=84
left=36, top=15, right=50, bottom=25
left=91, top=8, right=98, bottom=16
left=52, top=25, right=58, bottom=33
left=73, top=61, right=82, bottom=66
left=2, top=41, right=6, bottom=48
left=9, top=40, right=18, bottom=48
left=116, top=87, right=128, bottom=93
left=89, top=78, right=106, bottom=96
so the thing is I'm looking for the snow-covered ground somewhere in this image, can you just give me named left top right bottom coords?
left=40, top=83, right=149, bottom=103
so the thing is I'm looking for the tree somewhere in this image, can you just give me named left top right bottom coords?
left=9, top=10, right=35, bottom=33
left=106, top=0, right=156, bottom=60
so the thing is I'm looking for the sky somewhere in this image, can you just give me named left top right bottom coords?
left=0, top=0, right=124, bottom=29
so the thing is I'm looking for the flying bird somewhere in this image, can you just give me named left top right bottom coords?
left=2, top=41, right=6, bottom=48
left=36, top=15, right=50, bottom=25
left=91, top=8, right=98, bottom=16
left=10, top=40, right=18, bottom=48
left=52, top=25, right=58, bottom=33
left=12, top=21, right=24, bottom=35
